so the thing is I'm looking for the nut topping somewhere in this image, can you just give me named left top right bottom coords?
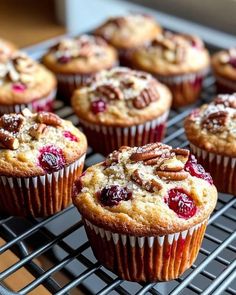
left=29, top=123, right=48, bottom=139
left=0, top=128, right=19, bottom=150
left=202, top=110, right=228, bottom=133
left=133, top=84, right=159, bottom=109
left=95, top=84, right=123, bottom=100
left=131, top=169, right=162, bottom=192
left=130, top=143, right=171, bottom=162
left=155, top=170, right=188, bottom=181
left=0, top=114, right=25, bottom=132
left=37, top=112, right=62, bottom=127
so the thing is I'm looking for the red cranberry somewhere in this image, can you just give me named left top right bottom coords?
left=98, top=185, right=132, bottom=207
left=91, top=99, right=107, bottom=114
left=63, top=131, right=78, bottom=142
left=38, top=145, right=65, bottom=173
left=58, top=56, right=71, bottom=63
left=165, top=188, right=197, bottom=219
left=229, top=57, right=236, bottom=68
left=12, top=83, right=27, bottom=92
left=185, top=155, right=213, bottom=184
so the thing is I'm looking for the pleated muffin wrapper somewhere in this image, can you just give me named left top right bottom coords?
left=190, top=143, right=236, bottom=195
left=154, top=68, right=208, bottom=108
left=0, top=154, right=86, bottom=217
left=0, top=88, right=56, bottom=115
left=79, top=111, right=169, bottom=156
left=83, top=218, right=208, bottom=282
left=214, top=74, right=236, bottom=94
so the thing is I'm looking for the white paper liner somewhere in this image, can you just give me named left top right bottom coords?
left=0, top=89, right=56, bottom=114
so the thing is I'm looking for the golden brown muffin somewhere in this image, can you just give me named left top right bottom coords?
left=94, top=14, right=162, bottom=66
left=43, top=35, right=118, bottom=100
left=0, top=38, right=17, bottom=62
left=0, top=108, right=87, bottom=216
left=73, top=143, right=217, bottom=281
left=131, top=32, right=210, bottom=107
left=184, top=93, right=236, bottom=194
left=72, top=67, right=172, bottom=154
left=0, top=51, right=57, bottom=114
left=212, top=48, right=236, bottom=93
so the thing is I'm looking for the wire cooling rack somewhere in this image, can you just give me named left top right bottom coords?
left=0, top=36, right=236, bottom=295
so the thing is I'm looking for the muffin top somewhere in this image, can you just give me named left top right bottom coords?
left=212, top=48, right=236, bottom=81
left=184, top=93, right=236, bottom=157
left=0, top=109, right=87, bottom=177
left=72, top=67, right=172, bottom=127
left=131, top=32, right=210, bottom=75
left=0, top=51, right=56, bottom=105
left=42, top=35, right=117, bottom=74
left=73, top=143, right=217, bottom=235
left=0, top=38, right=17, bottom=63
left=94, top=14, right=161, bottom=49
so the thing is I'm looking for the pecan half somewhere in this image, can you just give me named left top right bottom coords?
left=0, top=129, right=19, bottom=150
left=202, top=110, right=228, bottom=133
left=95, top=84, right=123, bottom=100
left=130, top=143, right=171, bottom=162
left=133, top=85, right=159, bottom=109
left=29, top=123, right=48, bottom=139
left=155, top=170, right=188, bottom=181
left=131, top=169, right=162, bottom=193
left=37, top=112, right=62, bottom=127
left=0, top=114, right=25, bottom=132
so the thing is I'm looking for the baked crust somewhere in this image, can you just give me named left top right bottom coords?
left=94, top=14, right=161, bottom=49
left=42, top=35, right=118, bottom=74
left=131, top=32, right=210, bottom=75
left=0, top=110, right=87, bottom=177
left=0, top=52, right=57, bottom=104
left=73, top=144, right=217, bottom=235
left=211, top=49, right=236, bottom=81
left=184, top=94, right=236, bottom=157
left=71, top=67, right=172, bottom=127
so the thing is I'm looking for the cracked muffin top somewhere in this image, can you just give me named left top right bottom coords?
left=94, top=14, right=161, bottom=49
left=184, top=93, right=236, bottom=157
left=131, top=32, right=210, bottom=75
left=212, top=48, right=236, bottom=81
left=0, top=38, right=17, bottom=63
left=0, top=109, right=87, bottom=177
left=71, top=67, right=172, bottom=127
left=73, top=143, right=217, bottom=235
left=42, top=35, right=117, bottom=74
left=0, top=51, right=56, bottom=105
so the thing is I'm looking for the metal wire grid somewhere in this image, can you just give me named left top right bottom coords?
left=0, top=45, right=235, bottom=295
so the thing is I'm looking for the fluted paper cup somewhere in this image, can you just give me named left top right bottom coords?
left=83, top=218, right=208, bottom=282
left=79, top=111, right=169, bottom=156
left=0, top=154, right=86, bottom=217
left=214, top=74, right=236, bottom=94
left=0, top=89, right=56, bottom=115
left=190, top=143, right=236, bottom=195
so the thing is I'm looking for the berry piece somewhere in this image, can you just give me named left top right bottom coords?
left=165, top=188, right=197, bottom=219
left=12, top=83, right=27, bottom=92
left=91, top=99, right=107, bottom=114
left=185, top=155, right=213, bottom=184
left=58, top=56, right=71, bottom=63
left=229, top=57, right=236, bottom=68
left=38, top=145, right=65, bottom=173
left=63, top=131, right=78, bottom=142
left=99, top=185, right=132, bottom=207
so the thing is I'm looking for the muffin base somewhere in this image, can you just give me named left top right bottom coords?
left=83, top=218, right=207, bottom=282
left=0, top=154, right=85, bottom=217
left=214, top=74, right=236, bottom=94
left=154, top=69, right=208, bottom=108
left=79, top=111, right=169, bottom=156
left=0, top=89, right=56, bottom=115
left=190, top=143, right=236, bottom=195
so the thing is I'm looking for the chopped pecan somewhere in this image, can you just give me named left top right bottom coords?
left=37, top=112, right=62, bottom=127
left=130, top=143, right=171, bottom=162
left=214, top=94, right=236, bottom=109
left=133, top=84, right=159, bottom=109
left=202, top=110, right=228, bottom=133
left=29, top=123, right=48, bottom=139
left=0, top=129, right=19, bottom=150
left=105, top=150, right=120, bottom=166
left=0, top=114, right=25, bottom=132
left=155, top=170, right=188, bottom=181
left=95, top=84, right=123, bottom=100
left=131, top=169, right=162, bottom=193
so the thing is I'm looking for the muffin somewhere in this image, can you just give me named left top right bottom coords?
left=0, top=38, right=17, bottom=62
left=131, top=32, right=210, bottom=107
left=71, top=67, right=172, bottom=155
left=42, top=35, right=117, bottom=101
left=73, top=142, right=217, bottom=282
left=0, top=108, right=87, bottom=217
left=94, top=14, right=161, bottom=66
left=0, top=51, right=57, bottom=114
left=212, top=48, right=236, bottom=93
left=185, top=93, right=236, bottom=195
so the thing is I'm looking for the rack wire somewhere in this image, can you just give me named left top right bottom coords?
left=0, top=35, right=235, bottom=295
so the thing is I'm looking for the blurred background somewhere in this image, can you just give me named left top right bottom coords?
left=0, top=0, right=235, bottom=48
